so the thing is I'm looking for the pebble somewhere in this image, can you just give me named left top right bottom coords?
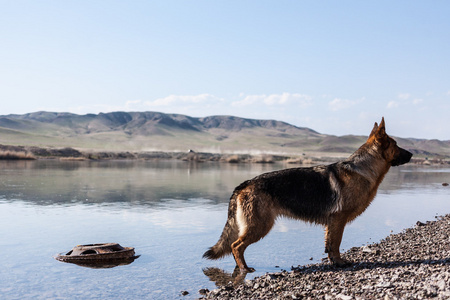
left=199, top=214, right=450, bottom=299
left=198, top=289, right=209, bottom=295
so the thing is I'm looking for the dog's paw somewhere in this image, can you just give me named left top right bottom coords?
left=242, top=267, right=256, bottom=273
left=235, top=265, right=256, bottom=273
left=331, top=257, right=352, bottom=267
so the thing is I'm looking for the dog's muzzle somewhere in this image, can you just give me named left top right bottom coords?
left=391, top=148, right=413, bottom=166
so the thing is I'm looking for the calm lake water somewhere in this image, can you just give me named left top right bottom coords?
left=0, top=160, right=449, bottom=299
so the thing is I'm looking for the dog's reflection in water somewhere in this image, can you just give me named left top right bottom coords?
left=203, top=267, right=248, bottom=287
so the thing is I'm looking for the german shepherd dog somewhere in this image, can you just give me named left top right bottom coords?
left=203, top=118, right=412, bottom=272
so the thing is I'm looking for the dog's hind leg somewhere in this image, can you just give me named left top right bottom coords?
left=231, top=223, right=274, bottom=273
left=324, top=213, right=351, bottom=267
left=231, top=197, right=276, bottom=273
left=231, top=237, right=255, bottom=273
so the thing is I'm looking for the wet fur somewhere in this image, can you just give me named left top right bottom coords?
left=203, top=118, right=412, bottom=272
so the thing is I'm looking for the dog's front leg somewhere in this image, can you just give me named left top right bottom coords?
left=324, top=214, right=351, bottom=267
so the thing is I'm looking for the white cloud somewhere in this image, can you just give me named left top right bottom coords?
left=387, top=101, right=399, bottom=109
left=328, top=98, right=358, bottom=111
left=232, top=93, right=312, bottom=107
left=412, top=98, right=423, bottom=105
left=144, top=94, right=222, bottom=107
left=265, top=92, right=311, bottom=106
left=232, top=95, right=265, bottom=107
left=124, top=100, right=143, bottom=110
left=264, top=94, right=286, bottom=105
left=387, top=96, right=423, bottom=109
left=398, top=93, right=411, bottom=100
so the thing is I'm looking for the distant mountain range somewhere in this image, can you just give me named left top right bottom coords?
left=0, top=111, right=449, bottom=158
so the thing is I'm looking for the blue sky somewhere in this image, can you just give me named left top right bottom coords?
left=1, top=1, right=449, bottom=140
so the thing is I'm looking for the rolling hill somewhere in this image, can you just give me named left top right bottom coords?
left=0, top=111, right=449, bottom=158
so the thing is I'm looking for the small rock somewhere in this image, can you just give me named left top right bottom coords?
left=337, top=294, right=352, bottom=300
left=291, top=293, right=301, bottom=299
left=267, top=274, right=277, bottom=280
left=180, top=290, right=189, bottom=296
left=198, top=288, right=209, bottom=295
left=443, top=183, right=449, bottom=186
left=375, top=281, right=392, bottom=288
left=362, top=246, right=376, bottom=254
left=223, top=285, right=234, bottom=291
left=437, top=280, right=446, bottom=291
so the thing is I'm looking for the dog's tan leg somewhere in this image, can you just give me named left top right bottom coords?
left=231, top=237, right=255, bottom=273
left=232, top=193, right=276, bottom=273
left=231, top=223, right=274, bottom=273
left=231, top=213, right=275, bottom=272
left=325, top=214, right=351, bottom=266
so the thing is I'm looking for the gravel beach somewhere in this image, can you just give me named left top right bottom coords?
left=200, top=214, right=450, bottom=299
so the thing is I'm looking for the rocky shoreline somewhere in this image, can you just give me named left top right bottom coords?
left=0, top=144, right=447, bottom=165
left=0, top=143, right=320, bottom=163
left=200, top=214, right=450, bottom=299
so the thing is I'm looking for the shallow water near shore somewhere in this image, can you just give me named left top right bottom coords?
left=0, top=160, right=449, bottom=299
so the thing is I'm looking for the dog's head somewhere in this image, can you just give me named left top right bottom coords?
left=368, top=117, right=413, bottom=166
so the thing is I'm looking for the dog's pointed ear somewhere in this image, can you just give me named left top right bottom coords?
left=375, top=117, right=386, bottom=139
left=369, top=122, right=379, bottom=138
left=379, top=117, right=385, bottom=129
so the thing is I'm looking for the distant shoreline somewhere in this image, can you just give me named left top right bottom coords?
left=0, top=144, right=447, bottom=165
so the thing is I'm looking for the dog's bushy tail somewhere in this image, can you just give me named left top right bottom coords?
left=203, top=194, right=240, bottom=260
